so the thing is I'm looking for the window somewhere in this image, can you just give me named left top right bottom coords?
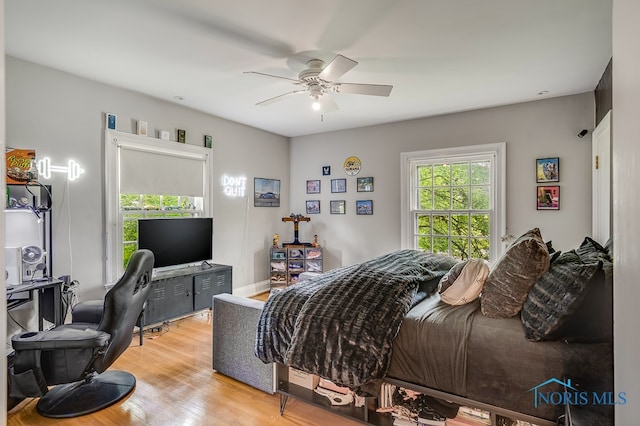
left=105, top=131, right=213, bottom=284
left=120, top=194, right=203, bottom=269
left=401, top=143, right=505, bottom=262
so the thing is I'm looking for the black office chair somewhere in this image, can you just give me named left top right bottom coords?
left=9, top=249, right=154, bottom=418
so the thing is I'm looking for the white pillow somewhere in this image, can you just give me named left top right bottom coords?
left=439, top=258, right=490, bottom=305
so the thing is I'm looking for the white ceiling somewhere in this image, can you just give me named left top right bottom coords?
left=5, top=0, right=612, bottom=138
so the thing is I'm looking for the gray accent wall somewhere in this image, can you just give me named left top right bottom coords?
left=6, top=56, right=290, bottom=300
left=290, top=93, right=595, bottom=271
left=6, top=55, right=597, bottom=296
left=6, top=58, right=596, bottom=294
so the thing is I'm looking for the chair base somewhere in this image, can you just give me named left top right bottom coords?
left=36, top=370, right=136, bottom=418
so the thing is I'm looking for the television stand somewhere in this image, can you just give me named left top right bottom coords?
left=142, top=263, right=232, bottom=327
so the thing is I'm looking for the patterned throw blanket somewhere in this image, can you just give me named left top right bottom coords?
left=255, top=249, right=457, bottom=388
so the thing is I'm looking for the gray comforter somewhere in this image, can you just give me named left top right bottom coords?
left=255, top=249, right=457, bottom=388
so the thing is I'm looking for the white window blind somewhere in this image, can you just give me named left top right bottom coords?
left=105, top=130, right=213, bottom=284
left=119, top=146, right=205, bottom=197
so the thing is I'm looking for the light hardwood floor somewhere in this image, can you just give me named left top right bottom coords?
left=7, top=296, right=359, bottom=426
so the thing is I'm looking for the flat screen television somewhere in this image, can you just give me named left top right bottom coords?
left=138, top=217, right=213, bottom=269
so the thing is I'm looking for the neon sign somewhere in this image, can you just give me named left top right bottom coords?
left=222, top=175, right=247, bottom=197
left=37, top=157, right=85, bottom=181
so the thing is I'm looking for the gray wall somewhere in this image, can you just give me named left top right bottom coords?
left=7, top=38, right=637, bottom=421
left=6, top=56, right=290, bottom=300
left=613, top=0, right=640, bottom=422
left=5, top=57, right=597, bottom=291
left=290, top=93, right=595, bottom=270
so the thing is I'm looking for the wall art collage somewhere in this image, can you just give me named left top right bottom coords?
left=536, top=157, right=560, bottom=210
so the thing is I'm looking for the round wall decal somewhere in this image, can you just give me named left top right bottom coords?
left=343, top=156, right=362, bottom=176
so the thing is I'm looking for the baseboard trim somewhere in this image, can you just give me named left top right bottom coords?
left=232, top=280, right=270, bottom=298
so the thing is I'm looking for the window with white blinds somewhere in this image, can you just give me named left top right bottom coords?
left=119, top=146, right=205, bottom=197
left=104, top=130, right=213, bottom=284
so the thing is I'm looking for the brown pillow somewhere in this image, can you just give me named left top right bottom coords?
left=480, top=228, right=549, bottom=318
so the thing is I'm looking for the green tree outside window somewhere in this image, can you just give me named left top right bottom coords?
left=414, top=160, right=491, bottom=260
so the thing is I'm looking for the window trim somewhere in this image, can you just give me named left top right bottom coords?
left=104, top=130, right=213, bottom=285
left=400, top=143, right=506, bottom=262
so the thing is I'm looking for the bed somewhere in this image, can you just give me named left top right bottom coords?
left=254, top=232, right=614, bottom=424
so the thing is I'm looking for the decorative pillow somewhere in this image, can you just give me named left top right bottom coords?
left=413, top=276, right=445, bottom=307
left=576, top=236, right=611, bottom=263
left=604, top=236, right=613, bottom=259
left=480, top=228, right=549, bottom=318
left=549, top=250, right=562, bottom=264
left=546, top=255, right=613, bottom=343
left=439, top=259, right=489, bottom=305
left=546, top=240, right=556, bottom=254
left=521, top=250, right=600, bottom=341
left=546, top=240, right=562, bottom=264
left=439, top=261, right=466, bottom=293
left=575, top=236, right=613, bottom=295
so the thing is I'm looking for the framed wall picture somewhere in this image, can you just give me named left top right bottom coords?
left=357, top=177, right=374, bottom=192
left=105, top=113, right=117, bottom=130
left=537, top=186, right=560, bottom=210
left=177, top=129, right=186, bottom=143
left=254, top=177, right=281, bottom=207
left=330, top=200, right=346, bottom=214
left=356, top=200, right=373, bottom=215
left=536, top=157, right=559, bottom=183
left=306, top=180, right=321, bottom=194
left=137, top=120, right=148, bottom=136
left=331, top=178, right=347, bottom=193
left=306, top=200, right=320, bottom=214
left=343, top=156, right=362, bottom=176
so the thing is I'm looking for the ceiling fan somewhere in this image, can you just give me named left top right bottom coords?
left=244, top=54, right=393, bottom=112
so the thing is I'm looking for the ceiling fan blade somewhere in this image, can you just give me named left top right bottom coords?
left=336, top=83, right=393, bottom=97
left=256, top=90, right=306, bottom=106
left=319, top=94, right=339, bottom=113
left=244, top=71, right=300, bottom=83
left=318, top=54, right=358, bottom=81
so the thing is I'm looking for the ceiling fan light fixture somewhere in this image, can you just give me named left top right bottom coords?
left=310, top=93, right=322, bottom=111
left=246, top=54, right=393, bottom=113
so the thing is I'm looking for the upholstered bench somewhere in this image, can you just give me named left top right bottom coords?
left=211, top=293, right=275, bottom=393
